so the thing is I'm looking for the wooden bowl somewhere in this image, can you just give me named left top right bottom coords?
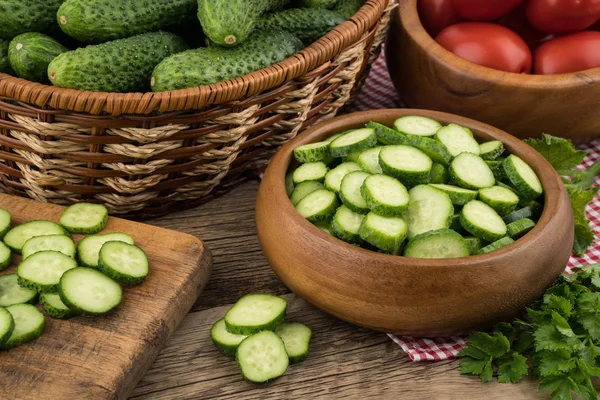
left=256, top=109, right=574, bottom=336
left=385, top=0, right=600, bottom=142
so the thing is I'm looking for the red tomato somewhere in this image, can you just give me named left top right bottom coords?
left=498, top=3, right=552, bottom=49
left=436, top=23, right=533, bottom=73
left=591, top=20, right=600, bottom=29
left=526, top=0, right=600, bottom=33
left=534, top=31, right=600, bottom=73
left=451, top=0, right=523, bottom=21
left=418, top=0, right=464, bottom=37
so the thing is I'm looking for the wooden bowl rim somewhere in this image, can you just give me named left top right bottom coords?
left=265, top=108, right=568, bottom=268
left=397, top=0, right=600, bottom=87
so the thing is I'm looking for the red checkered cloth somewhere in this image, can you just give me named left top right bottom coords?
left=351, top=49, right=600, bottom=361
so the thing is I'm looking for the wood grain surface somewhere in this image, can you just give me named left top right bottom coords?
left=0, top=194, right=212, bottom=400
left=130, top=181, right=549, bottom=399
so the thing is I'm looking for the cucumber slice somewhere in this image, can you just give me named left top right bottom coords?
left=430, top=163, right=449, bottom=184
left=379, top=145, right=432, bottom=188
left=329, top=128, right=377, bottom=157
left=480, top=140, right=504, bottom=160
left=98, top=241, right=149, bottom=286
left=237, top=331, right=289, bottom=383
left=324, top=162, right=361, bottom=193
left=503, top=155, right=543, bottom=200
left=285, top=172, right=295, bottom=197
left=60, top=203, right=108, bottom=234
left=404, top=229, right=469, bottom=259
left=323, top=133, right=344, bottom=144
left=40, top=293, right=78, bottom=319
left=292, top=162, right=328, bottom=185
left=296, top=189, right=338, bottom=222
left=450, top=152, right=495, bottom=190
left=496, top=180, right=517, bottom=193
left=429, top=184, right=478, bottom=206
left=345, top=152, right=360, bottom=162
left=0, top=209, right=11, bottom=239
left=58, top=267, right=123, bottom=315
left=357, top=146, right=383, bottom=174
left=224, top=293, right=287, bottom=335
left=478, top=186, right=520, bottom=216
left=339, top=171, right=371, bottom=214
left=486, top=160, right=506, bottom=181
left=361, top=174, right=409, bottom=217
left=367, top=121, right=411, bottom=145
left=331, top=205, right=365, bottom=243
left=394, top=115, right=442, bottom=137
left=0, top=242, right=11, bottom=271
left=460, top=200, right=507, bottom=242
left=289, top=181, right=325, bottom=206
left=211, top=318, right=247, bottom=357
left=478, top=237, right=514, bottom=254
left=507, top=218, right=536, bottom=239
left=404, top=185, right=454, bottom=239
left=293, top=141, right=330, bottom=163
left=435, top=124, right=480, bottom=157
left=3, top=220, right=68, bottom=253
left=0, top=274, right=38, bottom=307
left=358, top=212, right=407, bottom=254
left=17, top=251, right=78, bottom=293
left=0, top=306, right=14, bottom=347
left=275, top=322, right=312, bottom=363
left=313, top=220, right=333, bottom=236
left=503, top=206, right=535, bottom=224
left=407, top=136, right=453, bottom=166
left=450, top=213, right=463, bottom=232
left=22, top=234, right=75, bottom=259
left=77, top=232, right=135, bottom=269
left=464, top=236, right=482, bottom=255
left=522, top=200, right=543, bottom=219
left=1, top=304, right=44, bottom=349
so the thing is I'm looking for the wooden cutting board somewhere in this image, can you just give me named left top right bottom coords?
left=0, top=194, right=212, bottom=400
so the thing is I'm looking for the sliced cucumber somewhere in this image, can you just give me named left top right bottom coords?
left=324, top=162, right=361, bottom=193
left=496, top=180, right=517, bottom=193
left=357, top=146, right=383, bottom=174
left=329, top=128, right=377, bottom=157
left=379, top=145, right=432, bottom=188
left=0, top=306, right=14, bottom=347
left=3, top=220, right=68, bottom=253
left=394, top=115, right=442, bottom=137
left=60, top=203, right=108, bottom=234
left=313, top=220, right=333, bottom=236
left=361, top=174, right=409, bottom=217
left=40, top=293, right=78, bottom=319
left=0, top=274, right=38, bottom=307
left=430, top=163, right=449, bottom=184
left=404, top=229, right=469, bottom=259
left=486, top=160, right=506, bottom=181
left=450, top=152, right=495, bottom=190
left=522, top=200, right=543, bottom=219
left=407, top=136, right=453, bottom=166
left=293, top=141, right=330, bottom=163
left=22, top=234, right=75, bottom=259
left=237, top=330, right=289, bottom=383
left=507, top=218, right=536, bottom=240
left=58, top=267, right=123, bottom=315
left=1, top=304, right=44, bottom=349
left=429, top=184, right=478, bottom=206
left=478, top=237, right=514, bottom=254
left=450, top=213, right=462, bottom=232
left=478, top=186, right=520, bottom=216
left=331, top=205, right=365, bottom=243
left=290, top=181, right=325, bottom=207
left=503, top=206, right=536, bottom=224
left=0, top=242, right=11, bottom=271
left=435, top=124, right=480, bottom=157
left=480, top=140, right=504, bottom=160
left=460, top=200, right=507, bottom=242
left=296, top=189, right=338, bottom=222
left=323, top=133, right=344, bottom=144
left=99, top=241, right=149, bottom=286
left=339, top=171, right=371, bottom=214
left=275, top=322, right=312, bottom=363
left=17, top=250, right=78, bottom=293
left=211, top=318, right=247, bottom=357
left=345, top=152, right=360, bottom=162
left=224, top=293, right=287, bottom=335
left=285, top=172, right=295, bottom=197
left=358, top=212, right=407, bottom=254
left=404, top=185, right=454, bottom=239
left=367, top=121, right=411, bottom=145
left=77, top=232, right=135, bottom=269
left=464, top=236, right=482, bottom=255
left=503, top=155, right=543, bottom=200
left=0, top=209, right=11, bottom=239
left=292, top=162, right=328, bottom=185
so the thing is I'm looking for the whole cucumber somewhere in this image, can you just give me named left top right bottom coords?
left=296, top=0, right=340, bottom=9
left=0, top=40, right=12, bottom=75
left=333, top=0, right=364, bottom=18
left=0, top=0, right=63, bottom=39
left=259, top=8, right=346, bottom=44
left=48, top=32, right=189, bottom=93
left=9, top=33, right=70, bottom=84
left=151, top=30, right=303, bottom=92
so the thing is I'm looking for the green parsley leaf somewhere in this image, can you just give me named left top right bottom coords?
left=460, top=356, right=491, bottom=376
left=524, top=134, right=586, bottom=171
left=480, top=358, right=494, bottom=383
left=533, top=322, right=581, bottom=352
left=575, top=292, right=600, bottom=341
left=544, top=294, right=573, bottom=318
left=512, top=329, right=535, bottom=354
left=465, top=331, right=510, bottom=358
left=570, top=188, right=598, bottom=256
left=458, top=344, right=489, bottom=360
left=551, top=311, right=576, bottom=338
left=497, top=352, right=528, bottom=383
left=537, top=350, right=576, bottom=377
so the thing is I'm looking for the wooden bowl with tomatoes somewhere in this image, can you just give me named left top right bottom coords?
left=386, top=0, right=600, bottom=141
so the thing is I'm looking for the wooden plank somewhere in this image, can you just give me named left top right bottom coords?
left=0, top=194, right=212, bottom=400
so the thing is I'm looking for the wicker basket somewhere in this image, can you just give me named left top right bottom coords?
left=0, top=0, right=393, bottom=218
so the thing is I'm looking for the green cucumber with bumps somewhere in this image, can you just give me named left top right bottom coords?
left=460, top=200, right=507, bottom=242
left=0, top=274, right=38, bottom=307
left=0, top=304, right=44, bottom=349
left=331, top=205, right=365, bottom=243
left=358, top=212, right=407, bottom=255
left=297, top=0, right=339, bottom=8
left=294, top=141, right=330, bottom=163
left=464, top=236, right=482, bottom=255
left=361, top=174, right=409, bottom=217
left=0, top=0, right=63, bottom=39
left=17, top=251, right=78, bottom=293
left=334, top=0, right=364, bottom=18
left=430, top=163, right=449, bottom=184
left=324, top=162, right=361, bottom=192
left=296, top=189, right=339, bottom=222
left=211, top=318, right=248, bottom=356
left=0, top=306, right=14, bottom=347
left=404, top=229, right=469, bottom=259
left=429, top=184, right=478, bottom=206
left=0, top=40, right=13, bottom=75
left=367, top=121, right=411, bottom=145
left=225, top=294, right=287, bottom=335
left=290, top=181, right=325, bottom=206
left=478, top=237, right=514, bottom=254
left=329, top=128, right=377, bottom=158
left=258, top=8, right=346, bottom=44
left=9, top=33, right=69, bottom=84
left=503, top=155, right=543, bottom=200
left=40, top=293, right=78, bottom=319
left=507, top=218, right=536, bottom=239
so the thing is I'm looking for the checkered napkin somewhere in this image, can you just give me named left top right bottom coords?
left=352, top=50, right=600, bottom=361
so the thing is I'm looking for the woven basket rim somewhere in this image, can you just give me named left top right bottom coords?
left=0, top=0, right=390, bottom=116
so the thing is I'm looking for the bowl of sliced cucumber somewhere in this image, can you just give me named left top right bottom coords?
left=256, top=108, right=574, bottom=336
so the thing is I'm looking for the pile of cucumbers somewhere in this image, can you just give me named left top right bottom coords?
left=0, top=203, right=149, bottom=350
left=287, top=116, right=544, bottom=258
left=0, top=0, right=363, bottom=93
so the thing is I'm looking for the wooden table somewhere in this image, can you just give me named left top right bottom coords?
left=130, top=181, right=546, bottom=400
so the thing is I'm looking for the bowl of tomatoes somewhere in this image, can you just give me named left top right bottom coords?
left=386, top=0, right=600, bottom=141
